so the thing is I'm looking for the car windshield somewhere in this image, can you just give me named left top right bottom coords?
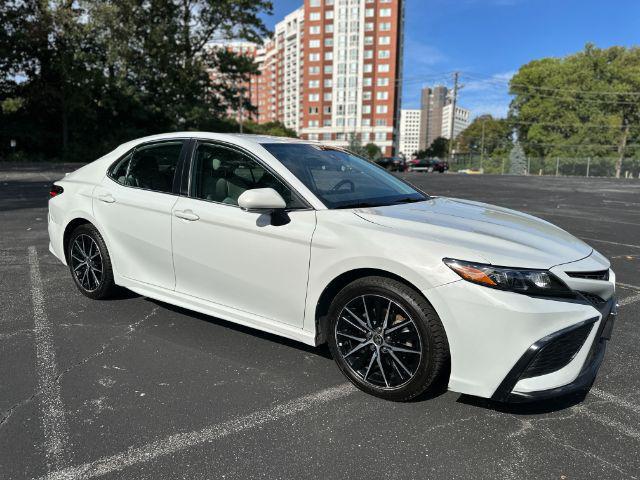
left=262, top=143, right=428, bottom=209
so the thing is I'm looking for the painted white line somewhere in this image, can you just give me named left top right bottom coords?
left=619, top=292, right=640, bottom=307
left=36, top=383, right=356, bottom=480
left=581, top=237, right=640, bottom=250
left=574, top=405, right=640, bottom=439
left=591, top=388, right=640, bottom=416
left=28, top=246, right=70, bottom=470
left=617, top=282, right=640, bottom=291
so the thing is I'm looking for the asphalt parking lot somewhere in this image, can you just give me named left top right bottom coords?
left=1, top=164, right=639, bottom=480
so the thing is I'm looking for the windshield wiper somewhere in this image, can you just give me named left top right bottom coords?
left=334, top=202, right=380, bottom=209
left=391, top=197, right=427, bottom=204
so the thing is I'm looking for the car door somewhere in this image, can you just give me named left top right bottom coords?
left=93, top=139, right=186, bottom=290
left=171, top=141, right=316, bottom=328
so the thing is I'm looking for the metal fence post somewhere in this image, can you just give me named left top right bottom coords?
left=586, top=157, right=590, bottom=178
left=527, top=158, right=530, bottom=175
left=555, top=157, right=559, bottom=176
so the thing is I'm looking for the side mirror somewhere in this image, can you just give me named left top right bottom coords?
left=238, top=188, right=286, bottom=212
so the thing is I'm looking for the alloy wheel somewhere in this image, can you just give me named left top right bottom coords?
left=70, top=234, right=103, bottom=292
left=334, top=294, right=423, bottom=390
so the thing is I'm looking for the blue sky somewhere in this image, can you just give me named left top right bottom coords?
left=261, top=0, right=640, bottom=119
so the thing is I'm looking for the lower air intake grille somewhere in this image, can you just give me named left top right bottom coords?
left=579, top=292, right=607, bottom=307
left=566, top=270, right=609, bottom=281
left=520, top=323, right=594, bottom=379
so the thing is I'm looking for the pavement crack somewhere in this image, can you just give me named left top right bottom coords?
left=0, top=306, right=159, bottom=433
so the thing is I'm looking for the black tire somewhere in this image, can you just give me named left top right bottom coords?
left=326, top=276, right=449, bottom=401
left=67, top=223, right=116, bottom=299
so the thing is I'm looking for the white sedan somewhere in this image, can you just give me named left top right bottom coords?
left=48, top=133, right=616, bottom=402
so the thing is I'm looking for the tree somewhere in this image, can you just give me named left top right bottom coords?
left=508, top=142, right=527, bottom=175
left=415, top=137, right=449, bottom=159
left=509, top=44, right=640, bottom=177
left=455, top=115, right=512, bottom=157
left=0, top=0, right=273, bottom=161
left=364, top=142, right=382, bottom=160
left=347, top=132, right=368, bottom=157
left=243, top=121, right=297, bottom=138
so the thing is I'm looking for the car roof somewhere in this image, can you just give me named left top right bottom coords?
left=118, top=132, right=315, bottom=151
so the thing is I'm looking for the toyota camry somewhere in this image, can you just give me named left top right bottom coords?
left=48, top=133, right=616, bottom=402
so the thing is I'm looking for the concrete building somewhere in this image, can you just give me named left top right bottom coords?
left=209, top=1, right=405, bottom=156
left=418, top=85, right=448, bottom=151
left=398, top=109, right=421, bottom=157
left=441, top=104, right=470, bottom=140
left=298, top=0, right=405, bottom=156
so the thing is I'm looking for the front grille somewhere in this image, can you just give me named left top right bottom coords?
left=579, top=291, right=607, bottom=307
left=520, top=323, right=594, bottom=379
left=566, top=270, right=609, bottom=281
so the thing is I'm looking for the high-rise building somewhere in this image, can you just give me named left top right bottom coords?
left=398, top=109, right=421, bottom=156
left=418, top=85, right=448, bottom=151
left=298, top=0, right=405, bottom=156
left=209, top=0, right=405, bottom=156
left=441, top=104, right=470, bottom=140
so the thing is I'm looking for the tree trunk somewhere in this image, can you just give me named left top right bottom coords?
left=615, top=123, right=630, bottom=179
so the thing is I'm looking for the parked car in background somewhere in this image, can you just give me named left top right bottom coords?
left=374, top=156, right=406, bottom=172
left=407, top=158, right=449, bottom=173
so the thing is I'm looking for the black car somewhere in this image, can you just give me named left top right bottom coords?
left=374, top=156, right=406, bottom=172
left=407, top=158, right=449, bottom=173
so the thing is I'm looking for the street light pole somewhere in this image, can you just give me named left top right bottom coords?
left=448, top=72, right=460, bottom=161
left=480, top=118, right=486, bottom=172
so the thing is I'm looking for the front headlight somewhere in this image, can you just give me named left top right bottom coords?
left=443, top=258, right=574, bottom=297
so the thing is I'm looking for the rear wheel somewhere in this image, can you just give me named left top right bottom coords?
left=326, top=276, right=449, bottom=401
left=67, top=224, right=116, bottom=299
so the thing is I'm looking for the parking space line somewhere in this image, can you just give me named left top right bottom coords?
left=574, top=406, right=640, bottom=440
left=617, top=282, right=640, bottom=291
left=35, top=383, right=356, bottom=480
left=28, top=246, right=70, bottom=470
left=590, top=388, right=640, bottom=416
left=619, top=292, right=640, bottom=307
left=581, top=237, right=640, bottom=249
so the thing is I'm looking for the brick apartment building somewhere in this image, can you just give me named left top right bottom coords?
left=211, top=0, right=405, bottom=156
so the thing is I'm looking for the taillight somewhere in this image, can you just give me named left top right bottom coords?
left=50, top=185, right=64, bottom=198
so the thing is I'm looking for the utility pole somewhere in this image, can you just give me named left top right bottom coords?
left=480, top=118, right=486, bottom=172
left=448, top=72, right=460, bottom=161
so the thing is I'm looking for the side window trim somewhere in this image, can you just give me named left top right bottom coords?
left=186, top=139, right=314, bottom=211
left=106, top=138, right=189, bottom=195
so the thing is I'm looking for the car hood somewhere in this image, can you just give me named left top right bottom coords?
left=354, top=197, right=593, bottom=269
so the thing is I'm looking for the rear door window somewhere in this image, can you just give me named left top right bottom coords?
left=109, top=141, right=184, bottom=194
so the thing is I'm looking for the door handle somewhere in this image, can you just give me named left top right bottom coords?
left=174, top=209, right=200, bottom=221
left=97, top=193, right=116, bottom=203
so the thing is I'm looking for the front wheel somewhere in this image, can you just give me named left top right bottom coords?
left=67, top=223, right=117, bottom=299
left=326, top=276, right=449, bottom=401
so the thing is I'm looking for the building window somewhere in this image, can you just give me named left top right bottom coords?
left=377, top=64, right=390, bottom=72
left=379, top=8, right=391, bottom=17
left=308, top=80, right=320, bottom=88
left=309, top=0, right=321, bottom=6
left=309, top=53, right=320, bottom=61
left=362, top=105, right=371, bottom=114
left=377, top=77, right=389, bottom=86
left=376, top=105, right=388, bottom=114
left=365, top=8, right=374, bottom=16
left=324, top=38, right=333, bottom=47
left=375, top=132, right=387, bottom=141
left=378, top=50, right=390, bottom=59
left=365, top=22, right=374, bottom=31
left=309, top=26, right=321, bottom=35
left=324, top=51, right=333, bottom=60
left=326, top=24, right=334, bottom=33
left=363, top=63, right=373, bottom=73
left=364, top=36, right=373, bottom=45
left=309, top=12, right=321, bottom=21
left=376, top=91, right=389, bottom=100
left=324, top=92, right=333, bottom=101
left=363, top=91, right=372, bottom=100
left=326, top=10, right=334, bottom=19
left=376, top=119, right=387, bottom=126
left=309, top=66, right=320, bottom=74
left=380, top=22, right=391, bottom=31
left=363, top=77, right=372, bottom=87
left=379, top=36, right=391, bottom=45
left=309, top=107, right=319, bottom=114
left=309, top=40, right=320, bottom=48
left=308, top=93, right=320, bottom=101
left=364, top=50, right=373, bottom=59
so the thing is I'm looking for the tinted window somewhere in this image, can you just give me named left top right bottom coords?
left=109, top=141, right=183, bottom=193
left=262, top=143, right=427, bottom=209
left=190, top=143, right=305, bottom=209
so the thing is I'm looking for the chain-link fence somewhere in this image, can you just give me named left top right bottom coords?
left=451, top=156, right=640, bottom=178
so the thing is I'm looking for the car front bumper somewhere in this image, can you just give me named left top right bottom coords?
left=425, top=273, right=616, bottom=401
left=493, top=296, right=616, bottom=402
